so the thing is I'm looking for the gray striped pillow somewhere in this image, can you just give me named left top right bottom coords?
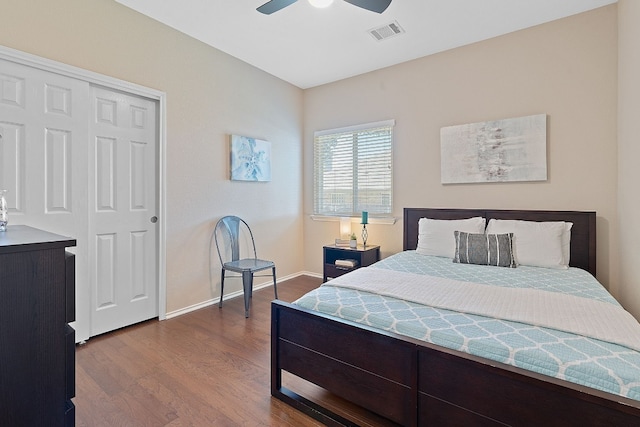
left=453, top=231, right=516, bottom=268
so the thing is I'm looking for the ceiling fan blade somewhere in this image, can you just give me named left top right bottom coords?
left=343, top=0, right=391, bottom=13
left=257, top=0, right=298, bottom=14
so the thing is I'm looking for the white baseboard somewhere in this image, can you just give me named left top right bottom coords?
left=165, top=271, right=318, bottom=319
left=301, top=271, right=323, bottom=279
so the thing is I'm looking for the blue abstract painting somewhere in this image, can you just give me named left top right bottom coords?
left=230, top=135, right=271, bottom=182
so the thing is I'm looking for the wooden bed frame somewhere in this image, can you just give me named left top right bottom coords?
left=271, top=208, right=640, bottom=426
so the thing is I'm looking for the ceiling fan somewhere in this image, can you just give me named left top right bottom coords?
left=257, top=0, right=391, bottom=15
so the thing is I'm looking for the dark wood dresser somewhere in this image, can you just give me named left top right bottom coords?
left=0, top=225, right=76, bottom=426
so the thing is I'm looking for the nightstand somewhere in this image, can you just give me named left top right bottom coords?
left=323, top=244, right=380, bottom=282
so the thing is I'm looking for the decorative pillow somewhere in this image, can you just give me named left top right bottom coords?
left=485, top=219, right=573, bottom=269
left=453, top=232, right=516, bottom=268
left=416, top=217, right=486, bottom=258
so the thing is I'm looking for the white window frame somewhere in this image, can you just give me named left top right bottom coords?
left=313, top=119, right=395, bottom=219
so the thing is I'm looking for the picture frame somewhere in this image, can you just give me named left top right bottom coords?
left=440, top=114, right=547, bottom=184
left=230, top=135, right=271, bottom=182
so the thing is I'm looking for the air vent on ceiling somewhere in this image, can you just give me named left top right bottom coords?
left=368, top=21, right=405, bottom=41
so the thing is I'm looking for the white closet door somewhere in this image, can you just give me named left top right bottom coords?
left=0, top=58, right=90, bottom=339
left=89, top=86, right=158, bottom=336
left=0, top=58, right=160, bottom=340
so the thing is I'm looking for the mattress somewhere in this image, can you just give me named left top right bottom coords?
left=295, top=251, right=640, bottom=400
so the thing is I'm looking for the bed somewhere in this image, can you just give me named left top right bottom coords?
left=271, top=208, right=640, bottom=426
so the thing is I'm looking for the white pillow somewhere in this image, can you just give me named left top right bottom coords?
left=485, top=219, right=573, bottom=269
left=417, top=217, right=486, bottom=258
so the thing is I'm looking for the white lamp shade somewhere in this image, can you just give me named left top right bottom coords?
left=308, top=0, right=334, bottom=8
left=339, top=217, right=352, bottom=239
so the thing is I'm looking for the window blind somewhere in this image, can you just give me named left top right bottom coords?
left=313, top=120, right=394, bottom=216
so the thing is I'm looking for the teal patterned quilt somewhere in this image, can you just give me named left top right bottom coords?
left=295, top=251, right=640, bottom=400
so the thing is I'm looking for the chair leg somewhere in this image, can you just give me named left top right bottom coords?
left=272, top=266, right=278, bottom=299
left=219, top=269, right=225, bottom=308
left=242, top=270, right=253, bottom=318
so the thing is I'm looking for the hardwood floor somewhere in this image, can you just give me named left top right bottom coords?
left=75, top=275, right=327, bottom=426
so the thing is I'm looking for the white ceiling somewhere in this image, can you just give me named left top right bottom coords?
left=114, top=0, right=616, bottom=89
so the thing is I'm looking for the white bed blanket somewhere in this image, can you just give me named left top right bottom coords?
left=328, top=267, right=640, bottom=352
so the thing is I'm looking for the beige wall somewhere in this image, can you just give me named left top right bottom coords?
left=0, top=1, right=635, bottom=319
left=303, top=6, right=622, bottom=303
left=618, top=0, right=640, bottom=318
left=0, top=0, right=304, bottom=314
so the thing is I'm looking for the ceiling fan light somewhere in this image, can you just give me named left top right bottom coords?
left=308, top=0, right=334, bottom=8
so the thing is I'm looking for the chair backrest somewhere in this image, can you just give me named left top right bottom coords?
left=214, top=216, right=258, bottom=265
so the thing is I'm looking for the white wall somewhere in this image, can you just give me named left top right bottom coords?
left=1, top=1, right=637, bottom=320
left=303, top=6, right=624, bottom=309
left=618, top=0, right=640, bottom=318
left=0, top=0, right=305, bottom=314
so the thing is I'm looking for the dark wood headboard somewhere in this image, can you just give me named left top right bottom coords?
left=403, top=208, right=597, bottom=276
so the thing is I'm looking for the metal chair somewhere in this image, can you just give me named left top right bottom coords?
left=213, top=215, right=277, bottom=317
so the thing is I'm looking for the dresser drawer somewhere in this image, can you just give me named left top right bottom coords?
left=65, top=325, right=75, bottom=400
left=65, top=252, right=75, bottom=323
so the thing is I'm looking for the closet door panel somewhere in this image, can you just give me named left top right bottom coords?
left=0, top=58, right=89, bottom=341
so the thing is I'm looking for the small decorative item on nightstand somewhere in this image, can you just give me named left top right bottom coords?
left=361, top=211, right=368, bottom=246
left=0, top=190, right=8, bottom=232
left=349, top=233, right=357, bottom=248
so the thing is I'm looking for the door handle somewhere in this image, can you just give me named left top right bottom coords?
left=150, top=216, right=158, bottom=223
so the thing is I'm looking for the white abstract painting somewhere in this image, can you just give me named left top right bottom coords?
left=230, top=135, right=271, bottom=182
left=440, top=114, right=547, bottom=184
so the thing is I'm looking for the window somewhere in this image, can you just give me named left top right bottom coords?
left=313, top=120, right=394, bottom=217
